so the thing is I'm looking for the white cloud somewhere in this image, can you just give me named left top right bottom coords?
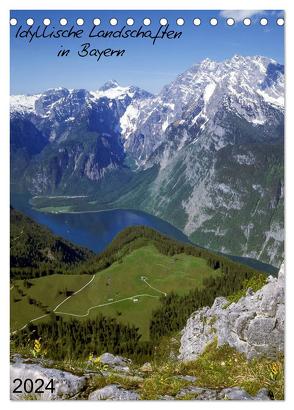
left=220, top=10, right=265, bottom=23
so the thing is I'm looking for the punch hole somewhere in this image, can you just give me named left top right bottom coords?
left=193, top=18, right=201, bottom=26
left=26, top=18, right=34, bottom=26
left=226, top=18, right=235, bottom=26
left=60, top=18, right=68, bottom=26
left=126, top=18, right=134, bottom=26
left=10, top=18, right=17, bottom=26
left=110, top=18, right=118, bottom=26
left=177, top=18, right=185, bottom=26
left=260, top=18, right=268, bottom=26
left=143, top=18, right=151, bottom=26
left=160, top=18, right=168, bottom=26
left=210, top=18, right=218, bottom=26
left=243, top=18, right=251, bottom=26
left=76, top=18, right=84, bottom=26
left=93, top=18, right=101, bottom=26
left=43, top=18, right=51, bottom=26
left=277, top=18, right=284, bottom=26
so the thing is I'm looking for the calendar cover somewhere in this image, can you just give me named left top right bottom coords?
left=10, top=10, right=284, bottom=400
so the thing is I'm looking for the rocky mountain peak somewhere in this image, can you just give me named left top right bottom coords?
left=120, top=55, right=284, bottom=166
left=99, top=79, right=120, bottom=91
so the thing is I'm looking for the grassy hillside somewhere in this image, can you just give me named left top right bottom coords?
left=11, top=244, right=221, bottom=339
left=72, top=225, right=266, bottom=278
left=11, top=274, right=92, bottom=331
left=11, top=220, right=268, bottom=362
left=10, top=207, right=94, bottom=279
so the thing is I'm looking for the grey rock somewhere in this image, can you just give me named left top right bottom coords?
left=177, top=385, right=272, bottom=401
left=219, top=387, right=253, bottom=400
left=99, top=353, right=131, bottom=372
left=88, top=384, right=139, bottom=400
left=158, top=395, right=175, bottom=400
left=254, top=388, right=272, bottom=400
left=196, top=389, right=218, bottom=400
left=246, top=317, right=277, bottom=345
left=219, top=387, right=272, bottom=401
left=99, top=353, right=130, bottom=366
left=10, top=362, right=87, bottom=400
left=10, top=354, right=23, bottom=364
left=176, top=386, right=206, bottom=399
left=177, top=386, right=218, bottom=400
left=111, top=365, right=131, bottom=373
left=179, top=263, right=284, bottom=361
left=246, top=287, right=254, bottom=296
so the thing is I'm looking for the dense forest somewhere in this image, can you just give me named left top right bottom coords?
left=10, top=207, right=94, bottom=279
left=12, top=313, right=154, bottom=363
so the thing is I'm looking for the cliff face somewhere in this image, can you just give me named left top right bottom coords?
left=179, top=264, right=285, bottom=361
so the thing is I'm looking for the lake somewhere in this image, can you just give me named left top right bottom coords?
left=11, top=195, right=278, bottom=275
left=12, top=200, right=190, bottom=253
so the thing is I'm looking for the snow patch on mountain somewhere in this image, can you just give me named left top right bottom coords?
left=203, top=82, right=216, bottom=104
left=257, top=90, right=284, bottom=109
left=90, top=85, right=134, bottom=100
left=120, top=105, right=140, bottom=139
left=10, top=94, right=41, bottom=115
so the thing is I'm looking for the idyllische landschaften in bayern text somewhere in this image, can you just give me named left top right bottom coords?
left=14, top=24, right=183, bottom=61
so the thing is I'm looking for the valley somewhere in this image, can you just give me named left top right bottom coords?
left=12, top=196, right=279, bottom=274
left=10, top=55, right=284, bottom=267
left=12, top=195, right=191, bottom=253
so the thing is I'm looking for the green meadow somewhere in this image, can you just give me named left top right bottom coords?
left=11, top=245, right=221, bottom=339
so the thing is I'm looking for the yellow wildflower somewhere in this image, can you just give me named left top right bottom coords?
left=269, top=362, right=281, bottom=380
left=33, top=339, right=41, bottom=354
left=93, top=356, right=101, bottom=365
left=270, top=362, right=280, bottom=376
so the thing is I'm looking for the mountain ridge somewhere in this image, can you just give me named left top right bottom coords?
left=10, top=55, right=284, bottom=267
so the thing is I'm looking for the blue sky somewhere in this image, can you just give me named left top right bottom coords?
left=10, top=10, right=284, bottom=95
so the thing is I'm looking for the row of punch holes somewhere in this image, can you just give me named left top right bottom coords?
left=10, top=17, right=285, bottom=27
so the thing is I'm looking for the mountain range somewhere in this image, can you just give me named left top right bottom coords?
left=10, top=55, right=284, bottom=267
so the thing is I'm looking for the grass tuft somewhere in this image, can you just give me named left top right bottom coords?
left=176, top=340, right=284, bottom=400
left=226, top=274, right=267, bottom=304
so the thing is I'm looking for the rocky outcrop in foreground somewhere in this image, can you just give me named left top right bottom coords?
left=10, top=356, right=273, bottom=401
left=88, top=385, right=140, bottom=400
left=179, top=264, right=284, bottom=361
left=10, top=353, right=133, bottom=400
left=10, top=362, right=88, bottom=400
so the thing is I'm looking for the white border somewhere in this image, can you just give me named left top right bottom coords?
left=0, top=0, right=293, bottom=408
